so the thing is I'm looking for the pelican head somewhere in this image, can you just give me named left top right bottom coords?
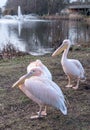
left=27, top=59, right=42, bottom=73
left=52, top=39, right=71, bottom=57
left=27, top=59, right=52, bottom=80
left=12, top=68, right=42, bottom=88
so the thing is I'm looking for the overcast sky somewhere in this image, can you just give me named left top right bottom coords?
left=0, top=0, right=7, bottom=7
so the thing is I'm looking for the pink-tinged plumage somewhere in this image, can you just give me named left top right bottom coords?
left=52, top=39, right=86, bottom=89
left=27, top=59, right=52, bottom=80
left=12, top=67, right=67, bottom=119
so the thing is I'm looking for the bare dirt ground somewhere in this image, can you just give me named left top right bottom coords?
left=0, top=46, right=90, bottom=130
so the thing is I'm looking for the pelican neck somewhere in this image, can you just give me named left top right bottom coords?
left=62, top=45, right=70, bottom=60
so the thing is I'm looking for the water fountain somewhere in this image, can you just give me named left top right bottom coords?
left=17, top=6, right=23, bottom=20
left=1, top=5, right=40, bottom=22
left=0, top=6, right=53, bottom=56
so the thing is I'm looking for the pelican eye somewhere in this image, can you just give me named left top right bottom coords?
left=31, top=69, right=36, bottom=73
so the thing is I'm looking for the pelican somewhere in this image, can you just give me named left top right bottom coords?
left=52, top=39, right=86, bottom=89
left=27, top=59, right=52, bottom=115
left=12, top=67, right=67, bottom=119
left=27, top=59, right=52, bottom=80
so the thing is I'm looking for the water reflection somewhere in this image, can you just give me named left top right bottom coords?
left=0, top=18, right=90, bottom=56
left=51, top=20, right=90, bottom=45
left=0, top=19, right=54, bottom=55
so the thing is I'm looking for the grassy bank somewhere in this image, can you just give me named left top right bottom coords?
left=0, top=46, right=90, bottom=130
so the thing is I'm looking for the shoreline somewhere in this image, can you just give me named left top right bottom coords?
left=42, top=14, right=90, bottom=24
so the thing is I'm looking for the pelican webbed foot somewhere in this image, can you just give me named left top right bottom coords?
left=73, top=86, right=78, bottom=90
left=65, top=84, right=73, bottom=88
left=30, top=106, right=47, bottom=119
left=30, top=115, right=43, bottom=119
left=30, top=111, right=47, bottom=119
left=37, top=110, right=47, bottom=116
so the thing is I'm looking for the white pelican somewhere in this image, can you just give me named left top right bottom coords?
left=52, top=39, right=86, bottom=89
left=27, top=59, right=52, bottom=115
left=27, top=59, right=52, bottom=80
left=12, top=67, right=67, bottom=119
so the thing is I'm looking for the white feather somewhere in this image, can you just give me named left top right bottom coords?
left=24, top=77, right=67, bottom=115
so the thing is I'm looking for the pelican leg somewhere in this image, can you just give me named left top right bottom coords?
left=37, top=106, right=47, bottom=116
left=73, top=79, right=79, bottom=90
left=30, top=105, right=44, bottom=119
left=41, top=106, right=47, bottom=116
left=65, top=75, right=72, bottom=88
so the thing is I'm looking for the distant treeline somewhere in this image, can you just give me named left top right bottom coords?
left=4, top=0, right=67, bottom=15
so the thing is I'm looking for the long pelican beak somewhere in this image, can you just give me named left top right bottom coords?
left=52, top=43, right=67, bottom=57
left=12, top=72, right=32, bottom=88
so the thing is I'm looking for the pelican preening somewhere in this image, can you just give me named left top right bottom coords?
left=52, top=39, right=86, bottom=89
left=27, top=59, right=52, bottom=115
left=12, top=67, right=67, bottom=119
left=27, top=59, right=52, bottom=80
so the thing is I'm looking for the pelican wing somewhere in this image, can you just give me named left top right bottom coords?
left=71, top=59, right=84, bottom=72
left=71, top=59, right=85, bottom=78
left=25, top=77, right=67, bottom=115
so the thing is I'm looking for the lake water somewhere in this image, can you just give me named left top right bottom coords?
left=0, top=17, right=90, bottom=56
